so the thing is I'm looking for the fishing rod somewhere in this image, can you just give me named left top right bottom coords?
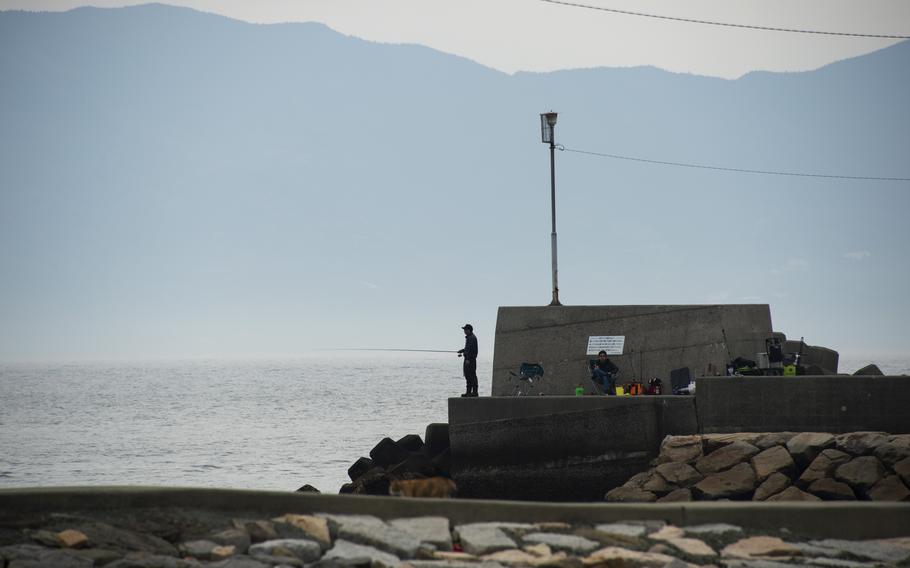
left=324, top=348, right=458, bottom=353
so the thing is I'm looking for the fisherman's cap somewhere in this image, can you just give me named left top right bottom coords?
left=462, top=324, right=473, bottom=331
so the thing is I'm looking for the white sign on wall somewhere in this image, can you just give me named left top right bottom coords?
left=586, top=335, right=626, bottom=356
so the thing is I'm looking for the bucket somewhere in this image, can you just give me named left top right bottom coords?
left=756, top=352, right=770, bottom=369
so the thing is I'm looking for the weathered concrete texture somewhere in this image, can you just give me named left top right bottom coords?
left=448, top=396, right=697, bottom=501
left=491, top=305, right=774, bottom=396
left=696, top=377, right=910, bottom=434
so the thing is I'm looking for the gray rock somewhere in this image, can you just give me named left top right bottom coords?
left=852, top=364, right=883, bottom=376
left=655, top=462, right=703, bottom=486
left=249, top=539, right=322, bottom=562
left=389, top=517, right=452, bottom=550
left=72, top=548, right=124, bottom=566
left=799, top=449, right=852, bottom=487
left=750, top=445, right=795, bottom=482
left=894, top=456, right=910, bottom=485
left=722, top=561, right=806, bottom=568
left=604, top=486, right=657, bottom=502
left=324, top=539, right=401, bottom=567
left=233, top=520, right=279, bottom=544
left=593, top=523, right=649, bottom=538
left=208, top=557, right=274, bottom=568
left=703, top=433, right=765, bottom=453
left=834, top=456, right=886, bottom=492
left=326, top=514, right=420, bottom=559
left=657, top=435, right=704, bottom=464
left=656, top=488, right=692, bottom=502
left=866, top=474, right=910, bottom=501
left=0, top=544, right=94, bottom=568
left=105, top=552, right=198, bottom=568
left=753, top=432, right=796, bottom=450
left=806, top=558, right=880, bottom=567
left=210, top=528, right=252, bottom=554
left=453, top=524, right=516, bottom=556
left=753, top=472, right=791, bottom=501
left=406, top=562, right=504, bottom=568
left=874, top=436, right=910, bottom=466
left=808, top=539, right=910, bottom=563
left=684, top=523, right=743, bottom=537
left=695, top=441, right=760, bottom=475
left=178, top=539, right=221, bottom=559
left=520, top=533, right=599, bottom=554
left=621, top=471, right=653, bottom=490
left=693, top=462, right=757, bottom=499
left=786, top=432, right=836, bottom=468
left=766, top=486, right=821, bottom=501
left=807, top=478, right=856, bottom=500
left=641, top=471, right=676, bottom=494
left=54, top=521, right=177, bottom=556
left=834, top=432, right=890, bottom=456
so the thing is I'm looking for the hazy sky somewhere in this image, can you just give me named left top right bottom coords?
left=2, top=0, right=908, bottom=78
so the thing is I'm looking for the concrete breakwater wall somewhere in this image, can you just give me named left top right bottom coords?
left=449, top=376, right=910, bottom=501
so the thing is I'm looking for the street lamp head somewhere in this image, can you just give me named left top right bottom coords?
left=540, top=111, right=557, bottom=143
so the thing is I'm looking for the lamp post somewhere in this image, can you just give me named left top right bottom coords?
left=540, top=111, right=561, bottom=306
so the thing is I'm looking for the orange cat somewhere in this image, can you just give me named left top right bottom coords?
left=388, top=477, right=457, bottom=498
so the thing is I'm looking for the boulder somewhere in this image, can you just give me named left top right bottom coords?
left=273, top=515, right=331, bottom=550
left=210, top=529, right=251, bottom=554
left=753, top=432, right=796, bottom=450
left=389, top=517, right=452, bottom=550
left=786, top=432, right=835, bottom=469
left=894, top=457, right=910, bottom=485
left=807, top=478, right=856, bottom=500
left=57, top=529, right=89, bottom=549
left=396, top=434, right=424, bottom=453
left=655, top=462, right=702, bottom=486
left=351, top=467, right=391, bottom=495
left=693, top=463, right=756, bottom=500
left=750, top=445, right=795, bottom=482
left=874, top=435, right=910, bottom=466
left=604, top=486, right=657, bottom=503
left=521, top=533, right=599, bottom=554
left=766, top=486, right=821, bottom=502
left=582, top=546, right=679, bottom=567
left=232, top=520, right=279, bottom=544
left=853, top=364, right=883, bottom=376
left=323, top=539, right=401, bottom=567
left=348, top=457, right=374, bottom=482
left=834, top=456, right=886, bottom=492
left=834, top=432, right=890, bottom=456
left=657, top=488, right=692, bottom=503
left=753, top=472, right=791, bottom=501
left=641, top=471, right=675, bottom=494
left=327, top=514, right=421, bottom=559
left=657, top=436, right=703, bottom=464
left=695, top=442, right=760, bottom=475
left=454, top=524, right=517, bottom=556
left=702, top=433, right=764, bottom=454
left=798, top=449, right=852, bottom=487
left=370, top=438, right=410, bottom=468
left=866, top=475, right=910, bottom=501
left=720, top=536, right=802, bottom=559
left=249, top=539, right=322, bottom=563
left=295, top=484, right=321, bottom=493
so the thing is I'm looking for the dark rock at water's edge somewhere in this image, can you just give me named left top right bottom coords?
left=337, top=423, right=453, bottom=495
left=295, top=485, right=321, bottom=494
left=854, top=364, right=884, bottom=376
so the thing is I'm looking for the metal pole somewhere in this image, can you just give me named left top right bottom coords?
left=549, top=128, right=561, bottom=306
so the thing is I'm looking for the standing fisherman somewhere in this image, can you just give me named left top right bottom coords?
left=457, top=324, right=479, bottom=397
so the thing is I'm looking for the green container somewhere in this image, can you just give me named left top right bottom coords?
left=575, top=386, right=584, bottom=396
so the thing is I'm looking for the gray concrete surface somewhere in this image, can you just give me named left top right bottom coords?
left=697, top=376, right=910, bottom=433
left=1, top=487, right=909, bottom=540
left=449, top=396, right=698, bottom=501
left=492, top=305, right=774, bottom=396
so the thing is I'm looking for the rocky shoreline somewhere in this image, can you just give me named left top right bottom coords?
left=3, top=504, right=910, bottom=567
left=607, top=432, right=910, bottom=503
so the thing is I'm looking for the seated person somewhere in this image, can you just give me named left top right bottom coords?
left=589, top=350, right=619, bottom=395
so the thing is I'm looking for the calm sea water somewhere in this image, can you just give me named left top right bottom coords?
left=0, top=355, right=905, bottom=494
left=0, top=353, right=488, bottom=494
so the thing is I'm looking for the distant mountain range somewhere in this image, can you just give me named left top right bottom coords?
left=1, top=4, right=908, bottom=360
